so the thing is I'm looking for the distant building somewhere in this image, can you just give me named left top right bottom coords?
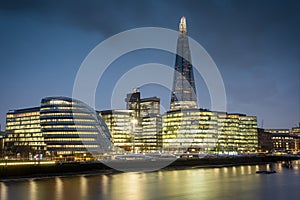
left=264, top=129, right=290, bottom=134
left=261, top=129, right=299, bottom=153
left=257, top=128, right=272, bottom=152
left=291, top=127, right=300, bottom=136
left=271, top=134, right=297, bottom=153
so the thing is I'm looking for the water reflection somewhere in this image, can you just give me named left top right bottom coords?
left=0, top=182, right=7, bottom=200
left=0, top=162, right=299, bottom=200
left=29, top=180, right=37, bottom=200
left=55, top=177, right=63, bottom=200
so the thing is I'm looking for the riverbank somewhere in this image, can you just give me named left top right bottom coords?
left=0, top=155, right=299, bottom=181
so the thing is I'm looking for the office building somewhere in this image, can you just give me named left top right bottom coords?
left=291, top=126, right=300, bottom=136
left=99, top=110, right=133, bottom=152
left=124, top=89, right=162, bottom=153
left=139, top=115, right=162, bottom=152
left=162, top=109, right=218, bottom=153
left=5, top=107, right=46, bottom=158
left=40, top=97, right=111, bottom=159
left=125, top=88, right=160, bottom=119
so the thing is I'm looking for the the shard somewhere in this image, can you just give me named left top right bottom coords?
left=170, top=16, right=198, bottom=110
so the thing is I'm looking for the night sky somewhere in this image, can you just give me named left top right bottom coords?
left=0, top=0, right=299, bottom=130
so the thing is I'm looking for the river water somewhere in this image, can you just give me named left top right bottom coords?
left=0, top=161, right=299, bottom=200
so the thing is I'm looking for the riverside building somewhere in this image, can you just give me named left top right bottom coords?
left=99, top=110, right=133, bottom=152
left=40, top=97, right=111, bottom=159
left=4, top=97, right=112, bottom=160
left=5, top=107, right=46, bottom=158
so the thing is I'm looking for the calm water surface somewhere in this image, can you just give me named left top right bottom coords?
left=1, top=161, right=299, bottom=200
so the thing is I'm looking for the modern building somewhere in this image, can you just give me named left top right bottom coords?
left=4, top=97, right=112, bottom=160
left=238, top=115, right=258, bottom=152
left=124, top=89, right=162, bottom=153
left=291, top=126, right=300, bottom=136
left=99, top=109, right=133, bottom=152
left=125, top=88, right=160, bottom=119
left=162, top=109, right=258, bottom=154
left=170, top=16, right=198, bottom=111
left=5, top=107, right=46, bottom=158
left=139, top=115, right=162, bottom=152
left=162, top=108, right=218, bottom=153
left=40, top=97, right=111, bottom=159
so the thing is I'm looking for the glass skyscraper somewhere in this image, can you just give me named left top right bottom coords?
left=170, top=16, right=198, bottom=111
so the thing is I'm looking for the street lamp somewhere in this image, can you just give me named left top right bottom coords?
left=131, top=119, right=138, bottom=154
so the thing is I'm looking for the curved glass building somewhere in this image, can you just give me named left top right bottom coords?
left=40, top=97, right=111, bottom=159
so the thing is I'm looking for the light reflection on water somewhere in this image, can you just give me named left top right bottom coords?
left=0, top=161, right=299, bottom=200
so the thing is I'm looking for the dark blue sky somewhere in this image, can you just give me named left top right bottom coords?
left=0, top=0, right=299, bottom=130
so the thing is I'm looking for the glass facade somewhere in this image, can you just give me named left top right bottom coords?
left=138, top=115, right=162, bottom=153
left=99, top=110, right=133, bottom=152
left=5, top=107, right=46, bottom=158
left=40, top=97, right=111, bottom=158
left=170, top=16, right=197, bottom=111
left=238, top=115, right=258, bottom=152
left=124, top=89, right=162, bottom=153
left=162, top=109, right=218, bottom=153
left=140, top=98, right=160, bottom=118
left=162, top=110, right=258, bottom=153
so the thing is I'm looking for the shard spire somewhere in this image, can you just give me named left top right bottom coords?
left=170, top=16, right=198, bottom=110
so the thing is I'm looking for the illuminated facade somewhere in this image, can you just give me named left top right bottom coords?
left=137, top=115, right=162, bottom=152
left=264, top=129, right=290, bottom=134
left=162, top=110, right=258, bottom=153
left=262, top=128, right=299, bottom=153
left=40, top=97, right=111, bottom=158
left=162, top=109, right=218, bottom=152
left=124, top=89, right=162, bottom=153
left=170, top=16, right=197, bottom=111
left=99, top=110, right=133, bottom=152
left=5, top=97, right=112, bottom=159
left=291, top=127, right=300, bottom=136
left=237, top=115, right=258, bottom=152
left=217, top=113, right=258, bottom=153
left=271, top=134, right=297, bottom=152
left=5, top=107, right=46, bottom=157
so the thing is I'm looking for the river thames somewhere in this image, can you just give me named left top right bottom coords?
left=1, top=161, right=299, bottom=200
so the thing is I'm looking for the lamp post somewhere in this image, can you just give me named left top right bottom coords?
left=131, top=119, right=138, bottom=154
